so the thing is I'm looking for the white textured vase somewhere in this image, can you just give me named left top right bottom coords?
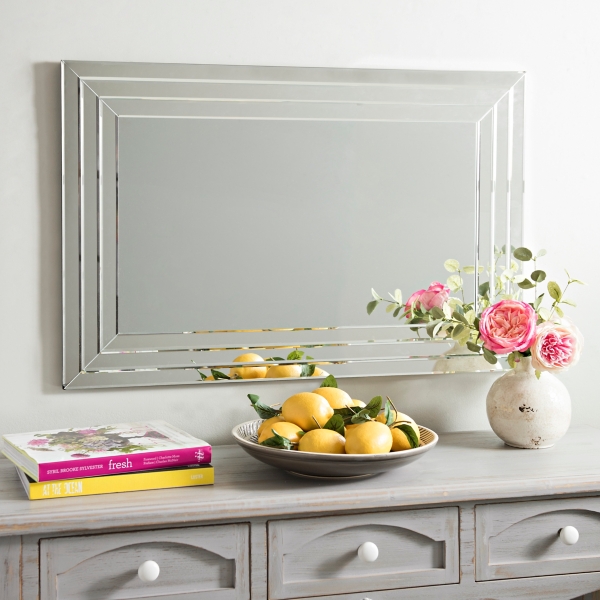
left=486, top=357, right=571, bottom=449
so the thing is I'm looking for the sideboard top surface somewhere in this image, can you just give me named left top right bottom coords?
left=0, top=427, right=599, bottom=537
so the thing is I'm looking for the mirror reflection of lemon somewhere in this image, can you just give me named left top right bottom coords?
left=312, top=367, right=330, bottom=377
left=257, top=415, right=284, bottom=437
left=229, top=353, right=267, bottom=379
left=265, top=364, right=302, bottom=378
left=257, top=421, right=304, bottom=445
left=204, top=375, right=215, bottom=381
left=313, top=387, right=353, bottom=409
left=298, top=429, right=345, bottom=454
left=345, top=421, right=393, bottom=454
left=282, top=392, right=334, bottom=431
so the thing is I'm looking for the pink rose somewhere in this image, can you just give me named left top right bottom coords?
left=28, top=439, right=49, bottom=446
left=406, top=282, right=450, bottom=315
left=479, top=300, right=537, bottom=354
left=531, top=319, right=583, bottom=372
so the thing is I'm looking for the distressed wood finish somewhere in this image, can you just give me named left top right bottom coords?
left=477, top=497, right=600, bottom=581
left=3, top=427, right=600, bottom=538
left=0, top=535, right=20, bottom=600
left=40, top=524, right=250, bottom=600
left=268, top=507, right=458, bottom=599
left=1, top=428, right=600, bottom=599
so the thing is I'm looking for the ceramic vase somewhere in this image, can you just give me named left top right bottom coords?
left=486, top=357, right=571, bottom=449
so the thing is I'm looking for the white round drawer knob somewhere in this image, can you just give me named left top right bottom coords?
left=358, top=541, right=379, bottom=562
left=559, top=526, right=579, bottom=545
left=138, top=560, right=160, bottom=582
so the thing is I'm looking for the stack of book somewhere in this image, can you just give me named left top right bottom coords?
left=0, top=421, right=213, bottom=500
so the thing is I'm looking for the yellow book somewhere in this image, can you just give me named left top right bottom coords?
left=16, top=463, right=214, bottom=500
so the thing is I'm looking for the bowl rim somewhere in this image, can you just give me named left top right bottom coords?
left=232, top=419, right=438, bottom=460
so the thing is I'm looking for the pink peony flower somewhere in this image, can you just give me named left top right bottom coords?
left=406, top=282, right=450, bottom=315
left=531, top=319, right=583, bottom=372
left=28, top=439, right=49, bottom=446
left=479, top=299, right=537, bottom=354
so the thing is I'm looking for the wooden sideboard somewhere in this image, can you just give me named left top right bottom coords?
left=2, top=427, right=600, bottom=599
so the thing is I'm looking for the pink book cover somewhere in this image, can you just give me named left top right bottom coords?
left=1, top=421, right=211, bottom=482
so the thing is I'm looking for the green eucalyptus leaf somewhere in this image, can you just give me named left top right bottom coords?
left=451, top=323, right=465, bottom=339
left=367, top=300, right=379, bottom=315
left=211, top=369, right=230, bottom=380
left=426, top=320, right=441, bottom=339
left=320, top=374, right=338, bottom=388
left=447, top=274, right=463, bottom=291
left=453, top=310, right=469, bottom=325
left=444, top=259, right=460, bottom=272
left=548, top=281, right=562, bottom=301
left=478, top=281, right=490, bottom=296
left=393, top=423, right=419, bottom=449
left=482, top=347, right=498, bottom=364
left=517, top=279, right=535, bottom=290
left=507, top=352, right=516, bottom=369
left=554, top=305, right=564, bottom=318
left=531, top=270, right=546, bottom=283
left=571, top=279, right=586, bottom=285
left=513, top=247, right=533, bottom=261
left=259, top=429, right=293, bottom=450
left=393, top=307, right=401, bottom=317
left=466, top=341, right=481, bottom=353
left=535, top=370, right=542, bottom=380
left=533, top=294, right=544, bottom=310
left=561, top=298, right=577, bottom=307
left=248, top=394, right=282, bottom=419
left=371, top=288, right=383, bottom=301
left=463, top=265, right=475, bottom=274
left=323, top=414, right=345, bottom=436
left=538, top=307, right=551, bottom=321
left=430, top=306, right=445, bottom=320
left=536, top=249, right=547, bottom=257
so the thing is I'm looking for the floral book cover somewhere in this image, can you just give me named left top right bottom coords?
left=1, top=421, right=211, bottom=482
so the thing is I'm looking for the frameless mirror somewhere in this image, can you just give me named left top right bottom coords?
left=62, top=61, right=524, bottom=388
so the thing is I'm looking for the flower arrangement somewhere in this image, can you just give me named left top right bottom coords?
left=367, top=246, right=584, bottom=378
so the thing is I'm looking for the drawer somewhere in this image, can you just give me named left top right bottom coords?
left=40, top=523, right=250, bottom=600
left=476, top=497, right=600, bottom=581
left=268, top=507, right=459, bottom=599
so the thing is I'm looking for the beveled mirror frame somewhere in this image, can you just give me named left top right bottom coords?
left=62, top=61, right=524, bottom=389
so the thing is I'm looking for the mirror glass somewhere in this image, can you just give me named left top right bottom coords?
left=62, top=62, right=524, bottom=388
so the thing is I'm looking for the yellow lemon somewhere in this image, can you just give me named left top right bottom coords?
left=311, top=367, right=330, bottom=377
left=257, top=421, right=304, bottom=445
left=345, top=421, right=393, bottom=454
left=351, top=400, right=366, bottom=408
left=257, top=415, right=284, bottom=437
left=282, top=392, right=334, bottom=431
left=265, top=364, right=302, bottom=378
left=344, top=423, right=359, bottom=436
left=390, top=415, right=420, bottom=451
left=298, top=429, right=346, bottom=454
left=313, top=387, right=353, bottom=409
left=229, top=353, right=267, bottom=379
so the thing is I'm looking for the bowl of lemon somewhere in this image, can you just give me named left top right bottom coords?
left=232, top=375, right=438, bottom=478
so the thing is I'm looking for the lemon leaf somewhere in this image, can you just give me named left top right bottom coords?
left=384, top=399, right=395, bottom=426
left=364, top=396, right=383, bottom=418
left=333, top=406, right=356, bottom=420
left=287, top=350, right=304, bottom=361
left=260, top=430, right=293, bottom=450
left=265, top=356, right=284, bottom=361
left=323, top=414, right=345, bottom=436
left=351, top=409, right=372, bottom=424
left=248, top=394, right=281, bottom=419
left=197, top=371, right=208, bottom=380
left=394, top=424, right=419, bottom=448
left=320, top=374, right=338, bottom=388
left=367, top=300, right=379, bottom=315
left=300, top=364, right=316, bottom=377
left=211, top=369, right=230, bottom=380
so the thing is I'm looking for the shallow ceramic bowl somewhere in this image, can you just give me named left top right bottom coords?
left=232, top=419, right=438, bottom=478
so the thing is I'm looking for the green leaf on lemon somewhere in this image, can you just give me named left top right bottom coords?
left=320, top=374, right=338, bottom=388
left=323, top=414, right=345, bottom=436
left=248, top=394, right=281, bottom=419
left=394, top=423, right=419, bottom=448
left=259, top=430, right=293, bottom=450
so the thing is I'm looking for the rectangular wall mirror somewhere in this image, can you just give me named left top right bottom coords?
left=62, top=61, right=524, bottom=389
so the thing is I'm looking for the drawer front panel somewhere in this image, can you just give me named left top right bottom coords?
left=268, top=507, right=459, bottom=599
left=476, top=497, right=600, bottom=581
left=40, top=523, right=250, bottom=600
